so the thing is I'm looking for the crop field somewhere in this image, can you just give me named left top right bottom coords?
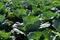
left=0, top=0, right=60, bottom=40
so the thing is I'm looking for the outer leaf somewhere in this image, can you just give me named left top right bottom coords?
left=20, top=16, right=39, bottom=31
left=0, top=15, right=5, bottom=22
left=53, top=19, right=60, bottom=32
left=0, top=2, right=3, bottom=10
left=0, top=31, right=11, bottom=39
left=42, top=11, right=56, bottom=20
left=28, top=31, right=42, bottom=40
